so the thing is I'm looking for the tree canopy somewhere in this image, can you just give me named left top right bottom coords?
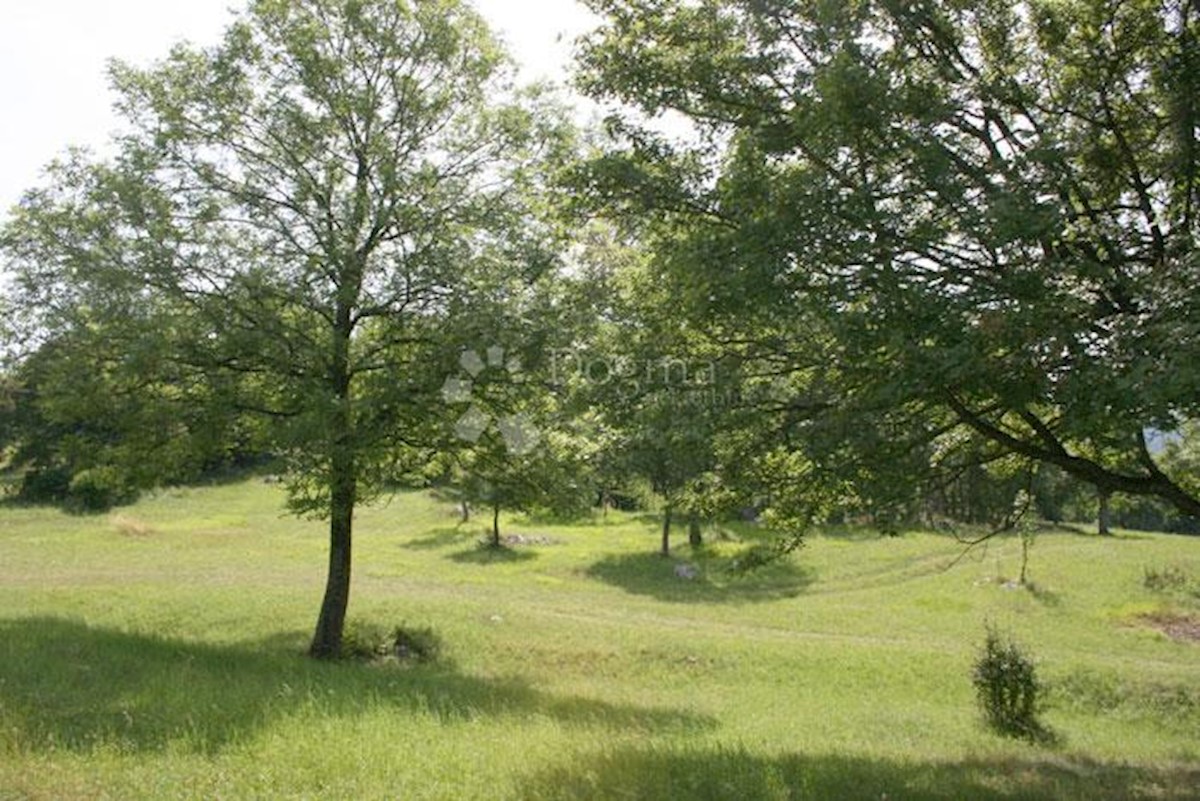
left=576, top=0, right=1200, bottom=520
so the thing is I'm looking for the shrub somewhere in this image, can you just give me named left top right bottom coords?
left=68, top=466, right=138, bottom=512
left=340, top=620, right=444, bottom=664
left=391, top=624, right=443, bottom=664
left=340, top=620, right=391, bottom=660
left=972, top=625, right=1049, bottom=742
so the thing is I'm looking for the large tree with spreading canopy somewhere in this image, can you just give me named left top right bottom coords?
left=576, top=0, right=1200, bottom=522
left=1, top=0, right=571, bottom=656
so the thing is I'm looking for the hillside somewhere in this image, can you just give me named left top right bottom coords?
left=1, top=480, right=1198, bottom=800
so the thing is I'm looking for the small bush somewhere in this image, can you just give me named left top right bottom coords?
left=341, top=620, right=391, bottom=660
left=340, top=620, right=444, bottom=664
left=68, top=467, right=138, bottom=512
left=391, top=624, right=443, bottom=664
left=972, top=625, right=1050, bottom=742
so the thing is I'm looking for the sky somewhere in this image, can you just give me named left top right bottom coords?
left=0, top=0, right=601, bottom=221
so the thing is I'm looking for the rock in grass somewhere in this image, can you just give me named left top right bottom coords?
left=674, top=563, right=699, bottom=580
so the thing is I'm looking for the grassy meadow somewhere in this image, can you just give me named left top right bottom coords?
left=1, top=480, right=1198, bottom=799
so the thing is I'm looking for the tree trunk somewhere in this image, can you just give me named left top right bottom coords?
left=661, top=504, right=673, bottom=557
left=309, top=390, right=356, bottom=658
left=1019, top=531, right=1032, bottom=586
left=1098, top=489, right=1112, bottom=536
left=309, top=291, right=357, bottom=660
left=310, top=465, right=355, bottom=658
left=688, top=514, right=702, bottom=547
left=492, top=503, right=501, bottom=548
left=460, top=499, right=470, bottom=523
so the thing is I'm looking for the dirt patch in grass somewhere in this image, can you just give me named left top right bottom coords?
left=1140, top=613, right=1200, bottom=643
left=109, top=515, right=157, bottom=537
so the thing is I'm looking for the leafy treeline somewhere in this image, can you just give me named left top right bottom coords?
left=572, top=0, right=1200, bottom=529
left=2, top=0, right=1199, bottom=656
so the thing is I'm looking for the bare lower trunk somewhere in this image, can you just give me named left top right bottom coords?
left=310, top=452, right=356, bottom=659
left=661, top=504, right=673, bottom=557
left=309, top=295, right=356, bottom=660
left=1019, top=533, right=1031, bottom=585
left=688, top=514, right=702, bottom=547
left=1098, top=490, right=1112, bottom=536
left=460, top=499, right=470, bottom=523
left=492, top=503, right=501, bottom=548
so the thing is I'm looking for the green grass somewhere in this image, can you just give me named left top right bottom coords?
left=1, top=480, right=1198, bottom=799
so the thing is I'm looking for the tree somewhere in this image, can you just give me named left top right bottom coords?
left=549, top=219, right=724, bottom=554
left=577, top=0, right=1200, bottom=522
left=1, top=0, right=568, bottom=657
left=444, top=432, right=592, bottom=547
left=432, top=338, right=594, bottom=548
left=624, top=396, right=719, bottom=555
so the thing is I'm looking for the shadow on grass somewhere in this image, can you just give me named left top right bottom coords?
left=1036, top=523, right=1152, bottom=542
left=517, top=746, right=1200, bottom=801
left=1025, top=581, right=1063, bottom=607
left=936, top=524, right=1159, bottom=551
left=0, top=494, right=114, bottom=516
left=586, top=550, right=814, bottom=603
left=402, top=526, right=478, bottom=551
left=448, top=542, right=539, bottom=564
left=0, top=617, right=712, bottom=755
left=813, top=524, right=896, bottom=542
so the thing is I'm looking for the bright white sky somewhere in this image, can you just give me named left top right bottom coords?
left=0, top=0, right=601, bottom=222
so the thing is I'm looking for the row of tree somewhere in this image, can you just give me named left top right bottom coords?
left=2, top=0, right=1198, bottom=657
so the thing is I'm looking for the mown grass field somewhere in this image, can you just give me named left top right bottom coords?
left=1, top=480, right=1198, bottom=800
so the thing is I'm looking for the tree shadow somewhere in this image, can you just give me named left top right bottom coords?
left=585, top=550, right=814, bottom=604
left=516, top=746, right=1200, bottom=801
left=402, top=526, right=477, bottom=551
left=0, top=617, right=712, bottom=755
left=1027, top=522, right=1153, bottom=542
left=814, top=524, right=896, bottom=542
left=0, top=494, right=116, bottom=516
left=1039, top=521, right=1094, bottom=536
left=1024, top=581, right=1063, bottom=607
left=447, top=543, right=539, bottom=564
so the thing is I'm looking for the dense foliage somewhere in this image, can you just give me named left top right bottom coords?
left=575, top=0, right=1200, bottom=524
